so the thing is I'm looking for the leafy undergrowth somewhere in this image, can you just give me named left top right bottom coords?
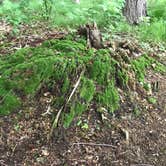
left=0, top=36, right=165, bottom=128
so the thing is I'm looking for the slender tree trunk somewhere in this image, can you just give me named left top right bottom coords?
left=123, top=0, right=147, bottom=24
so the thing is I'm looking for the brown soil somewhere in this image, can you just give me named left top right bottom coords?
left=0, top=22, right=166, bottom=166
left=0, top=87, right=165, bottom=166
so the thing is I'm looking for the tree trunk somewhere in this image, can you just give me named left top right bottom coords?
left=74, top=0, right=80, bottom=4
left=123, top=0, right=147, bottom=24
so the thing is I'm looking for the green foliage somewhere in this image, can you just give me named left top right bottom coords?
left=0, top=0, right=165, bottom=43
left=139, top=20, right=166, bottom=42
left=88, top=49, right=116, bottom=85
left=80, top=77, right=95, bottom=103
left=0, top=0, right=125, bottom=28
left=132, top=55, right=152, bottom=83
left=0, top=88, right=20, bottom=115
left=42, top=0, right=53, bottom=20
left=132, top=54, right=166, bottom=83
left=64, top=102, right=86, bottom=128
left=0, top=36, right=165, bottom=126
left=148, top=97, right=157, bottom=104
left=0, top=0, right=42, bottom=25
left=113, top=0, right=166, bottom=42
left=148, top=0, right=166, bottom=21
left=117, top=69, right=129, bottom=88
left=135, top=0, right=166, bottom=42
left=96, top=80, right=119, bottom=113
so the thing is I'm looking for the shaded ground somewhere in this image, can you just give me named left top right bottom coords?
left=0, top=22, right=166, bottom=166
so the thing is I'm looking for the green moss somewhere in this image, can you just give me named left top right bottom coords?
left=132, top=55, right=151, bottom=82
left=148, top=97, right=157, bottom=104
left=1, top=36, right=165, bottom=128
left=62, top=77, right=70, bottom=94
left=153, top=61, right=166, bottom=74
left=64, top=102, right=86, bottom=128
left=132, top=54, right=166, bottom=83
left=42, top=39, right=86, bottom=54
left=63, top=77, right=95, bottom=128
left=88, top=49, right=116, bottom=85
left=96, top=80, right=119, bottom=113
left=0, top=89, right=20, bottom=115
left=117, top=69, right=129, bottom=88
left=80, top=77, right=95, bottom=103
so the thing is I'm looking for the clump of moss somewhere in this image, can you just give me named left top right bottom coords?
left=80, top=77, right=95, bottom=103
left=132, top=55, right=151, bottom=82
left=1, top=36, right=165, bottom=128
left=88, top=49, right=116, bottom=85
left=117, top=68, right=129, bottom=88
left=42, top=39, right=86, bottom=54
left=132, top=54, right=166, bottom=83
left=63, top=77, right=95, bottom=128
left=0, top=89, right=20, bottom=115
left=64, top=102, right=87, bottom=128
left=148, top=97, right=157, bottom=104
left=96, top=80, right=119, bottom=113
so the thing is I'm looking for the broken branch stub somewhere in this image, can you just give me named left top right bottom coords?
left=78, top=22, right=104, bottom=49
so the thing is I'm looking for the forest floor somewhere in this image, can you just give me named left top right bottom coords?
left=0, top=22, right=166, bottom=166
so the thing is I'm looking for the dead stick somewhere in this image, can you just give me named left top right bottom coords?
left=48, top=69, right=85, bottom=140
left=72, top=142, right=117, bottom=148
left=131, top=165, right=154, bottom=166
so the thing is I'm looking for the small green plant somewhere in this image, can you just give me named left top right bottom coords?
left=42, top=0, right=53, bottom=20
left=133, top=106, right=141, bottom=116
left=148, top=97, right=157, bottom=104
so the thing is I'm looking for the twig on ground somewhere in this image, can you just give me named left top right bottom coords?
left=131, top=164, right=154, bottom=166
left=72, top=142, right=117, bottom=148
left=42, top=105, right=52, bottom=116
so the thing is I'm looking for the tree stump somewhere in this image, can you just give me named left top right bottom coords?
left=123, top=0, right=147, bottom=24
left=78, top=22, right=103, bottom=49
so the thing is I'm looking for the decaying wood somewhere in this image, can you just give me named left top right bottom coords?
left=78, top=22, right=103, bottom=49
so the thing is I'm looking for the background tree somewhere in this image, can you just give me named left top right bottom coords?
left=123, top=0, right=147, bottom=24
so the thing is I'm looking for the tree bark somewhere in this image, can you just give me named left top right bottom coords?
left=123, top=0, right=147, bottom=24
left=74, top=0, right=80, bottom=4
left=78, top=22, right=103, bottom=49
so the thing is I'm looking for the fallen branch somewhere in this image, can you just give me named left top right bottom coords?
left=72, top=142, right=117, bottom=148
left=131, top=164, right=154, bottom=166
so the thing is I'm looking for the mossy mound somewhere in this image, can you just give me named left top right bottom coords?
left=0, top=37, right=165, bottom=127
